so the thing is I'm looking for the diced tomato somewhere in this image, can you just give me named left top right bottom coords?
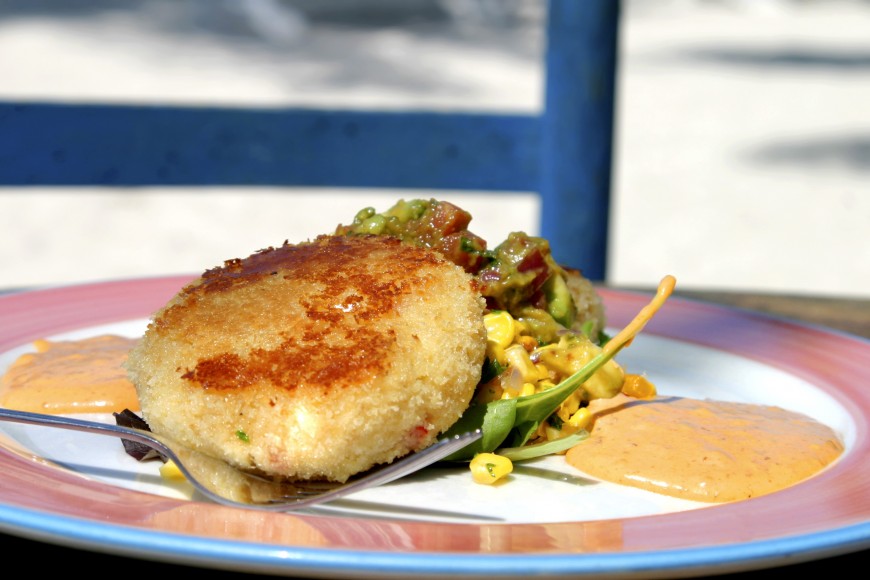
left=436, top=232, right=489, bottom=274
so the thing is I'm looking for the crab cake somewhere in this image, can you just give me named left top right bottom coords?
left=125, top=234, right=487, bottom=483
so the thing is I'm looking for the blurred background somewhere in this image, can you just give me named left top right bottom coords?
left=1, top=0, right=868, bottom=297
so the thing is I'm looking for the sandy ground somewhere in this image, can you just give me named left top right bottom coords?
left=1, top=0, right=868, bottom=298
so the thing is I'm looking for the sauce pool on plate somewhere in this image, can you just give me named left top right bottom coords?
left=566, top=395, right=844, bottom=503
left=0, top=335, right=140, bottom=414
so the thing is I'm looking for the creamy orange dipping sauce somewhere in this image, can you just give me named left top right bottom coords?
left=566, top=396, right=844, bottom=503
left=0, top=335, right=140, bottom=414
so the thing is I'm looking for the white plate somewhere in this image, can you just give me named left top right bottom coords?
left=1, top=277, right=868, bottom=578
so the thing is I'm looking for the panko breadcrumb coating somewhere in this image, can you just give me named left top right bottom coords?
left=125, top=234, right=487, bottom=483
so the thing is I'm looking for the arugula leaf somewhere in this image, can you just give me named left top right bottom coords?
left=441, top=342, right=620, bottom=461
left=441, top=397, right=517, bottom=460
left=479, top=357, right=506, bottom=385
left=497, top=430, right=589, bottom=461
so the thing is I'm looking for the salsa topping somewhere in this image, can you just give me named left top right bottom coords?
left=335, top=198, right=593, bottom=346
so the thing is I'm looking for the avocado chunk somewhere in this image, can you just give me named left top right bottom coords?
left=543, top=273, right=576, bottom=328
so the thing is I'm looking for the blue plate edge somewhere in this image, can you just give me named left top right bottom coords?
left=1, top=502, right=868, bottom=579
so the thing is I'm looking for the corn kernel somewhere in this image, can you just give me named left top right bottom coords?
left=500, top=387, right=520, bottom=400
left=622, top=374, right=657, bottom=398
left=537, top=380, right=557, bottom=392
left=568, top=407, right=593, bottom=430
left=544, top=424, right=562, bottom=441
left=484, top=311, right=517, bottom=348
left=504, top=344, right=538, bottom=382
left=470, top=453, right=513, bottom=484
left=559, top=391, right=582, bottom=417
left=520, top=382, right=536, bottom=397
left=486, top=342, right=508, bottom=366
left=159, top=460, right=186, bottom=482
left=518, top=335, right=539, bottom=351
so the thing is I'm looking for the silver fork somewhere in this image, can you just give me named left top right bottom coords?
left=0, top=407, right=482, bottom=511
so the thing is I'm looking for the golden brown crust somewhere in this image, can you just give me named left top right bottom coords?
left=160, top=235, right=446, bottom=396
left=126, top=234, right=487, bottom=482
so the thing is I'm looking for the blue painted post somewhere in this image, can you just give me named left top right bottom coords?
left=539, top=0, right=620, bottom=281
